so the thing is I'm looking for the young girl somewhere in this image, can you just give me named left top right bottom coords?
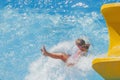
left=41, top=38, right=90, bottom=66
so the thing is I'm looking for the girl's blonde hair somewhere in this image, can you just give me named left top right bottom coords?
left=75, top=39, right=85, bottom=46
left=76, top=38, right=90, bottom=50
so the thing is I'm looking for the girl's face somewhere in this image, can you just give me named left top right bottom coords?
left=76, top=43, right=86, bottom=51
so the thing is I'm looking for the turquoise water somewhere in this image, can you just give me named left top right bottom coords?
left=0, top=0, right=120, bottom=80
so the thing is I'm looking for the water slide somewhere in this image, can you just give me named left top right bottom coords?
left=92, top=3, right=120, bottom=80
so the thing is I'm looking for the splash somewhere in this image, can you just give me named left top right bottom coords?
left=0, top=7, right=108, bottom=80
left=25, top=41, right=103, bottom=80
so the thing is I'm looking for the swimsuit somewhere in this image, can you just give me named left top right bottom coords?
left=66, top=50, right=86, bottom=65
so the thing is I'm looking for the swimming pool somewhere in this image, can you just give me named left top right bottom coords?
left=0, top=0, right=120, bottom=80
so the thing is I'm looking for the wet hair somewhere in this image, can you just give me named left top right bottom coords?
left=76, top=39, right=85, bottom=46
left=76, top=38, right=90, bottom=50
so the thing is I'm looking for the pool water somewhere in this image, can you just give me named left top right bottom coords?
left=0, top=0, right=120, bottom=80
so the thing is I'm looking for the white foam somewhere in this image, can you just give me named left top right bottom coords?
left=72, top=2, right=88, bottom=8
left=25, top=41, right=105, bottom=80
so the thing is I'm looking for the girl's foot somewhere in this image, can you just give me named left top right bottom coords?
left=41, top=46, right=48, bottom=56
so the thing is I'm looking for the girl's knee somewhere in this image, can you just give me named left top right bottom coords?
left=61, top=53, right=69, bottom=62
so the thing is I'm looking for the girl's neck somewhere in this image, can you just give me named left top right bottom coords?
left=80, top=48, right=87, bottom=52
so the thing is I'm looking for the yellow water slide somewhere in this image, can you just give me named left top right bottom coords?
left=92, top=3, right=120, bottom=80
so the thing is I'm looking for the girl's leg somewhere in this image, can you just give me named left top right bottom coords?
left=41, top=46, right=70, bottom=62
